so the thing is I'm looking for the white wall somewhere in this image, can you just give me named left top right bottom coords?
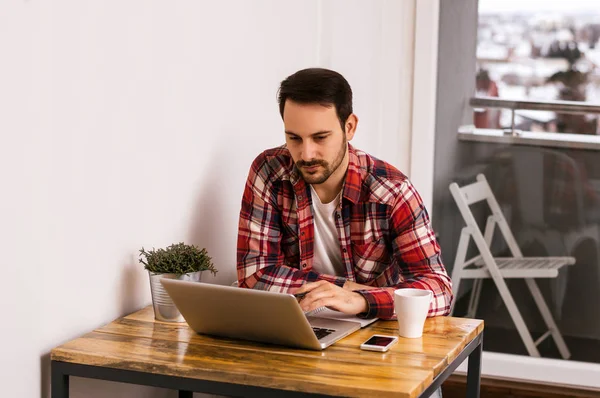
left=0, top=1, right=420, bottom=397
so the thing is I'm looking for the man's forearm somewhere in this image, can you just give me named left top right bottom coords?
left=238, top=263, right=346, bottom=291
left=343, top=280, right=378, bottom=291
left=356, top=274, right=453, bottom=319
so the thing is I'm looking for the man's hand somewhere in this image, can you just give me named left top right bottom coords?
left=293, top=281, right=368, bottom=315
left=342, top=280, right=378, bottom=291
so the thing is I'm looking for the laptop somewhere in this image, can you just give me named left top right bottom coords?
left=160, top=279, right=361, bottom=350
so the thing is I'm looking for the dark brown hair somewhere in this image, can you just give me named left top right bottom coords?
left=277, top=68, right=353, bottom=131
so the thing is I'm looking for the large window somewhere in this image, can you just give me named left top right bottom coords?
left=433, top=0, right=600, bottom=388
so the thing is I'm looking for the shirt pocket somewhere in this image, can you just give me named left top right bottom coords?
left=281, top=223, right=300, bottom=264
left=351, top=238, right=390, bottom=283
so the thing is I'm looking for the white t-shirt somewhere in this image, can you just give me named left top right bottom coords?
left=309, top=185, right=345, bottom=277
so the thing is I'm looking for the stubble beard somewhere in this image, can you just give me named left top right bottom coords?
left=298, top=137, right=347, bottom=185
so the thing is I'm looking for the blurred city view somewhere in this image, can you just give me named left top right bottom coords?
left=476, top=1, right=600, bottom=134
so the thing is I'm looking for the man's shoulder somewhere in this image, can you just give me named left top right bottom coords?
left=250, top=145, right=294, bottom=181
left=351, top=147, right=411, bottom=203
left=356, top=149, right=407, bottom=181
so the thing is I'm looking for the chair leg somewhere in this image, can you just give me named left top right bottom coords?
left=491, top=275, right=541, bottom=357
left=524, top=278, right=571, bottom=359
left=467, top=279, right=483, bottom=318
left=450, top=272, right=461, bottom=316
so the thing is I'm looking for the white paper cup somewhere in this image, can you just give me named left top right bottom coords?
left=394, top=288, right=433, bottom=338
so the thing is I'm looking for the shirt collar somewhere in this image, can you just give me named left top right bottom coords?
left=342, top=144, right=363, bottom=204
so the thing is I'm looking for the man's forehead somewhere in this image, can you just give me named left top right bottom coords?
left=283, top=102, right=338, bottom=130
left=283, top=100, right=336, bottom=116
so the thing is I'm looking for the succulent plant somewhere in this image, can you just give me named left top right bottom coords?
left=139, top=242, right=217, bottom=276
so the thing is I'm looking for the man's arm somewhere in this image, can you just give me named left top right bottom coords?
left=354, top=180, right=453, bottom=320
left=237, top=154, right=346, bottom=292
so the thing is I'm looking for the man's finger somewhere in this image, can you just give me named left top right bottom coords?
left=300, top=290, right=337, bottom=311
left=302, top=298, right=331, bottom=312
left=303, top=289, right=336, bottom=304
left=292, top=280, right=329, bottom=295
left=300, top=283, right=335, bottom=301
left=303, top=296, right=344, bottom=313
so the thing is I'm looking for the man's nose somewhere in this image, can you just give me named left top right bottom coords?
left=301, top=141, right=317, bottom=161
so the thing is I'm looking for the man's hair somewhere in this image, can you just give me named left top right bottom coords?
left=277, top=68, right=353, bottom=131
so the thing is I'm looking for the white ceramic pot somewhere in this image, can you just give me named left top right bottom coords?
left=148, top=270, right=202, bottom=322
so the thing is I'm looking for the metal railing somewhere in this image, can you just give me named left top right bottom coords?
left=470, top=96, right=600, bottom=135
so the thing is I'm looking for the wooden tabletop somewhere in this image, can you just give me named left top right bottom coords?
left=51, top=306, right=483, bottom=398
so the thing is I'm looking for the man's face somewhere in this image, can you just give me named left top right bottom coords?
left=283, top=100, right=354, bottom=185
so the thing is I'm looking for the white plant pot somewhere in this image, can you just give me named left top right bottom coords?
left=148, top=270, right=203, bottom=322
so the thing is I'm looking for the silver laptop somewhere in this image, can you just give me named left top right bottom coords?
left=160, top=279, right=361, bottom=350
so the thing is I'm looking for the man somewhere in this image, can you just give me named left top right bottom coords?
left=237, top=68, right=452, bottom=319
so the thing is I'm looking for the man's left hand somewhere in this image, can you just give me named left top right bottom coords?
left=293, top=280, right=368, bottom=315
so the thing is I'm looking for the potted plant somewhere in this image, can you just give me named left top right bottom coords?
left=139, top=242, right=218, bottom=322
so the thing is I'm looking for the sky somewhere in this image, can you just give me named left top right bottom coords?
left=479, top=0, right=600, bottom=14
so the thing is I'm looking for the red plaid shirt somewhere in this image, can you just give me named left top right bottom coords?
left=237, top=144, right=453, bottom=319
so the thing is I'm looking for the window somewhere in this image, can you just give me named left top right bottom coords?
left=475, top=0, right=600, bottom=134
left=432, top=0, right=600, bottom=389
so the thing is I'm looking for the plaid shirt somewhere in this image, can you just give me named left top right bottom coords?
left=237, top=144, right=453, bottom=319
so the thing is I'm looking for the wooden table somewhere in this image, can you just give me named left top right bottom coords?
left=51, top=306, right=484, bottom=398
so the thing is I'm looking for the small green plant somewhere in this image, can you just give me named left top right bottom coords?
left=139, top=242, right=217, bottom=276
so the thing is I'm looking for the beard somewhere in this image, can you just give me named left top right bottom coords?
left=296, top=137, right=347, bottom=185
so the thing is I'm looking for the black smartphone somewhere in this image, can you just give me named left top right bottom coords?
left=359, top=334, right=399, bottom=352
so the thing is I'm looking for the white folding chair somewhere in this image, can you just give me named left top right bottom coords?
left=449, top=173, right=574, bottom=359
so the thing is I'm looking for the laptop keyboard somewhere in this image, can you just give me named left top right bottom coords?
left=312, top=327, right=336, bottom=340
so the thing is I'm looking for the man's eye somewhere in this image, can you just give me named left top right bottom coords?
left=289, top=136, right=300, bottom=141
left=314, top=136, right=326, bottom=141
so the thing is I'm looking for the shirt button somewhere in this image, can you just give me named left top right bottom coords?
left=301, top=231, right=305, bottom=236
left=342, top=248, right=347, bottom=253
left=302, top=263, right=307, bottom=268
left=298, top=195, right=303, bottom=201
left=336, top=213, right=341, bottom=219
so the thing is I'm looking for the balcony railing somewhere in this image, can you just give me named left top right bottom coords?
left=460, top=97, right=600, bottom=150
left=470, top=96, right=600, bottom=135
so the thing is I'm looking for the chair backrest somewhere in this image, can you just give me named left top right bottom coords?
left=449, top=173, right=524, bottom=262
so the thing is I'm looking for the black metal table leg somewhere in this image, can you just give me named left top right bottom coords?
left=466, top=331, right=483, bottom=398
left=51, top=361, right=70, bottom=398
left=179, top=391, right=193, bottom=398
left=417, top=332, right=483, bottom=398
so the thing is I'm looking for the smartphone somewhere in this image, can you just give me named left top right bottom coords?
left=359, top=334, right=399, bottom=352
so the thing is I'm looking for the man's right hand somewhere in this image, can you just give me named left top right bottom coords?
left=293, top=281, right=368, bottom=315
left=343, top=280, right=377, bottom=291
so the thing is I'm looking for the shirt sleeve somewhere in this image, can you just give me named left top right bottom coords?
left=356, top=180, right=453, bottom=319
left=236, top=154, right=346, bottom=292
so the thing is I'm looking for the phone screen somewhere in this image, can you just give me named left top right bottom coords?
left=363, top=336, right=396, bottom=347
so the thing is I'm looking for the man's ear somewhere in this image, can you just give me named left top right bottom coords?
left=344, top=114, right=358, bottom=141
